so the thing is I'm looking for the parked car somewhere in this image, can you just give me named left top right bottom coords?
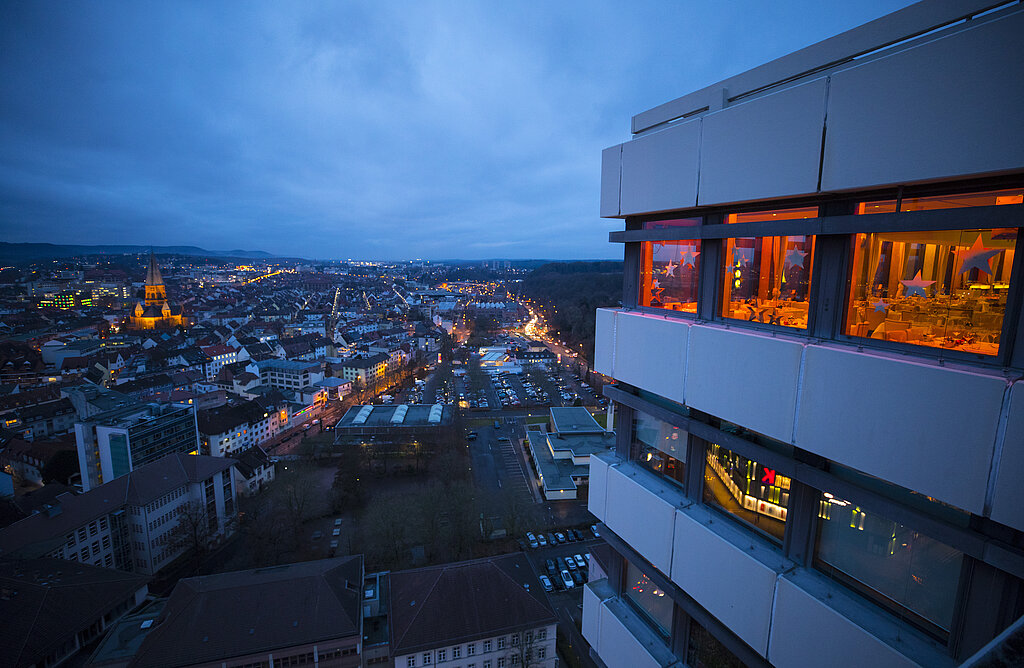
left=526, top=532, right=539, bottom=549
left=554, top=532, right=566, bottom=544
left=332, top=528, right=341, bottom=537
left=547, top=533, right=558, bottom=546
left=334, top=518, right=343, bottom=527
left=560, top=570, right=575, bottom=589
left=574, top=554, right=586, bottom=569
left=545, top=559, right=557, bottom=576
left=591, top=524, right=601, bottom=538
left=564, top=556, right=577, bottom=571
left=539, top=575, right=553, bottom=593
left=572, top=528, right=584, bottom=541
left=571, top=570, right=583, bottom=586
left=565, top=530, right=576, bottom=543
left=537, top=534, right=548, bottom=548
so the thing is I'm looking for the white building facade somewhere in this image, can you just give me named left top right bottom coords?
left=586, top=2, right=1024, bottom=667
left=395, top=624, right=557, bottom=668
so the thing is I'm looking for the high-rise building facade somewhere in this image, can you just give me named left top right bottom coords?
left=585, top=2, right=1024, bottom=667
left=75, top=402, right=200, bottom=491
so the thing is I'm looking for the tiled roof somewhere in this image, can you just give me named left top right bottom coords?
left=129, top=556, right=362, bottom=667
left=389, top=553, right=556, bottom=654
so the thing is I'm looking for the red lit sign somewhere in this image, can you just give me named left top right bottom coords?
left=761, top=468, right=776, bottom=485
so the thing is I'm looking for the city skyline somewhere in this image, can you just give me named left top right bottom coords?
left=1, top=0, right=911, bottom=260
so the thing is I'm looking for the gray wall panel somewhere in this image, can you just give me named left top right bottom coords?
left=619, top=119, right=700, bottom=215
left=600, top=145, right=622, bottom=218
left=822, top=11, right=1024, bottom=191
left=699, top=78, right=827, bottom=206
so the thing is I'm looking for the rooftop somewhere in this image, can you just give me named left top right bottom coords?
left=549, top=406, right=605, bottom=435
left=336, top=404, right=453, bottom=428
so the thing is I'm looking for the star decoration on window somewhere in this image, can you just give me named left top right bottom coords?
left=958, top=235, right=1002, bottom=275
left=900, top=271, right=935, bottom=298
left=732, top=247, right=753, bottom=266
left=679, top=247, right=700, bottom=268
left=784, top=248, right=807, bottom=269
left=663, top=260, right=677, bottom=276
left=650, top=279, right=664, bottom=301
left=872, top=299, right=888, bottom=313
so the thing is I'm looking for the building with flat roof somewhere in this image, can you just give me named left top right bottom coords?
left=334, top=403, right=454, bottom=435
left=585, top=2, right=1024, bottom=667
left=525, top=407, right=613, bottom=500
left=75, top=403, right=199, bottom=491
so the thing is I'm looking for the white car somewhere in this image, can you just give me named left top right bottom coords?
left=574, top=554, right=586, bottom=569
left=526, top=532, right=539, bottom=548
left=560, top=570, right=575, bottom=589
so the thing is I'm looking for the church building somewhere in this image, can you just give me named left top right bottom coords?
left=127, top=253, right=185, bottom=330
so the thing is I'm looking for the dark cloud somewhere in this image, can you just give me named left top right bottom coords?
left=0, top=1, right=911, bottom=259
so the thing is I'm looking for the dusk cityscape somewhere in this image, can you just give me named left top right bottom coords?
left=1, top=2, right=1023, bottom=668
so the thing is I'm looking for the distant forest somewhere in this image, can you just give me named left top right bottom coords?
left=519, top=261, right=623, bottom=364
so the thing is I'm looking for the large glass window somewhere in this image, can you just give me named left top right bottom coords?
left=725, top=206, right=818, bottom=225
left=845, top=228, right=1017, bottom=355
left=640, top=239, right=701, bottom=313
left=703, top=444, right=789, bottom=542
left=623, top=561, right=673, bottom=638
left=632, top=409, right=687, bottom=488
left=857, top=187, right=1024, bottom=214
left=686, top=619, right=745, bottom=668
left=815, top=492, right=964, bottom=639
left=720, top=235, right=815, bottom=329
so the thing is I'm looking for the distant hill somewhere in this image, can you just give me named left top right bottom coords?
left=0, top=242, right=277, bottom=264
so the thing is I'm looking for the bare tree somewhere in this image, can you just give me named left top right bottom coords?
left=167, top=499, right=214, bottom=575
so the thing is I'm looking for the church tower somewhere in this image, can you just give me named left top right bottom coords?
left=127, top=252, right=185, bottom=330
left=144, top=252, right=169, bottom=308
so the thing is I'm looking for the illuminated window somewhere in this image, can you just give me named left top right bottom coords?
left=721, top=235, right=815, bottom=328
left=857, top=187, right=1024, bottom=214
left=639, top=239, right=701, bottom=313
left=815, top=492, right=964, bottom=639
left=725, top=206, right=818, bottom=224
left=632, top=409, right=686, bottom=488
left=703, top=443, right=788, bottom=543
left=845, top=228, right=1016, bottom=355
left=623, top=561, right=673, bottom=637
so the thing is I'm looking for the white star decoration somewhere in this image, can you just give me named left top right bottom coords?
left=958, top=235, right=1002, bottom=275
left=785, top=248, right=807, bottom=269
left=680, top=248, right=700, bottom=268
left=900, top=271, right=935, bottom=298
left=663, top=261, right=677, bottom=276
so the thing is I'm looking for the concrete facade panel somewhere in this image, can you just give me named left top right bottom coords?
left=768, top=577, right=919, bottom=668
left=989, top=380, right=1024, bottom=532
left=795, top=346, right=1005, bottom=514
left=613, top=311, right=688, bottom=405
left=699, top=78, right=826, bottom=206
left=685, top=325, right=802, bottom=442
left=670, top=510, right=776, bottom=656
left=604, top=465, right=676, bottom=575
left=601, top=145, right=622, bottom=217
left=594, top=308, right=616, bottom=377
left=822, top=11, right=1024, bottom=191
left=620, top=120, right=700, bottom=215
left=595, top=603, right=665, bottom=668
left=587, top=454, right=610, bottom=524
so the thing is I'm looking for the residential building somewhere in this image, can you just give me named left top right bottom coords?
left=197, top=399, right=283, bottom=457
left=199, top=343, right=238, bottom=381
left=0, top=452, right=236, bottom=576
left=74, top=403, right=199, bottom=491
left=255, top=358, right=325, bottom=392
left=389, top=554, right=557, bottom=668
left=1, top=557, right=149, bottom=668
left=338, top=353, right=388, bottom=387
left=231, top=445, right=275, bottom=496
left=128, top=556, right=363, bottom=668
left=586, top=3, right=1024, bottom=667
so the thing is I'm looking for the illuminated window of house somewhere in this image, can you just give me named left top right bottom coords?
left=844, top=228, right=1017, bottom=355
left=724, top=206, right=818, bottom=225
left=815, top=492, right=964, bottom=639
left=703, top=443, right=789, bottom=542
left=720, top=235, right=815, bottom=329
left=632, top=409, right=686, bottom=488
left=639, top=219, right=701, bottom=313
left=623, top=561, right=673, bottom=638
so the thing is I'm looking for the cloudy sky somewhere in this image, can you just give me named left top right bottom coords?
left=1, top=1, right=911, bottom=260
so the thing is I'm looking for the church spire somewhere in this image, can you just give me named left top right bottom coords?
left=146, top=251, right=164, bottom=287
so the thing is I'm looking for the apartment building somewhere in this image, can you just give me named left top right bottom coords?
left=585, top=2, right=1024, bottom=667
left=0, top=453, right=236, bottom=576
left=255, top=358, right=326, bottom=391
left=197, top=399, right=285, bottom=457
left=200, top=343, right=238, bottom=381
left=389, top=554, right=558, bottom=668
left=75, top=402, right=199, bottom=491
